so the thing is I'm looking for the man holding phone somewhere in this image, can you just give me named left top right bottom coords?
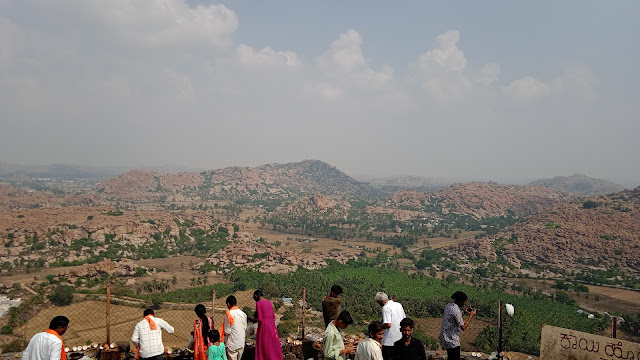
left=439, top=291, right=476, bottom=360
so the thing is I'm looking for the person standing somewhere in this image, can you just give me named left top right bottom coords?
left=131, top=309, right=175, bottom=360
left=206, top=330, right=227, bottom=360
left=439, top=291, right=476, bottom=360
left=322, top=284, right=343, bottom=327
left=392, top=318, right=426, bottom=360
left=192, top=304, right=215, bottom=360
left=222, top=295, right=247, bottom=360
left=323, top=311, right=356, bottom=360
left=250, top=290, right=282, bottom=360
left=355, top=321, right=385, bottom=360
left=375, top=292, right=406, bottom=360
left=22, top=316, right=69, bottom=360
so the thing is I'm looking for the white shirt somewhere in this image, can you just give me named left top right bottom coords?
left=131, top=316, right=174, bottom=358
left=22, top=332, right=63, bottom=360
left=381, top=300, right=406, bottom=346
left=355, top=338, right=383, bottom=360
left=223, top=308, right=247, bottom=351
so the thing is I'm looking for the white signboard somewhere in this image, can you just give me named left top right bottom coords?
left=540, top=324, right=640, bottom=360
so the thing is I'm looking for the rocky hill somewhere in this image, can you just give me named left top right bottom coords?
left=379, top=183, right=568, bottom=219
left=530, top=174, right=625, bottom=195
left=445, top=187, right=640, bottom=276
left=94, top=160, right=375, bottom=202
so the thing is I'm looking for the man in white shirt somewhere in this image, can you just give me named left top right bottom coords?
left=375, top=292, right=406, bottom=360
left=355, top=321, right=385, bottom=360
left=22, top=316, right=69, bottom=360
left=131, top=309, right=174, bottom=360
left=223, top=295, right=247, bottom=360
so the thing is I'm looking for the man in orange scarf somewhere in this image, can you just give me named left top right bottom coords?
left=22, top=316, right=69, bottom=360
left=221, top=296, right=247, bottom=360
left=131, top=309, right=175, bottom=360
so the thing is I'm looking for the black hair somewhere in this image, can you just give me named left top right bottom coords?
left=336, top=311, right=353, bottom=325
left=330, top=284, right=343, bottom=295
left=368, top=321, right=385, bottom=336
left=399, top=317, right=414, bottom=328
left=253, top=290, right=263, bottom=300
left=451, top=291, right=468, bottom=303
left=143, top=308, right=154, bottom=317
left=194, top=304, right=210, bottom=342
left=49, top=316, right=69, bottom=330
left=207, top=329, right=220, bottom=344
left=226, top=295, right=237, bottom=306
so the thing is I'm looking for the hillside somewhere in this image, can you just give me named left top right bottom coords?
left=530, top=174, right=625, bottom=195
left=362, top=175, right=452, bottom=193
left=446, top=187, right=640, bottom=276
left=94, top=160, right=375, bottom=202
left=378, top=183, right=568, bottom=219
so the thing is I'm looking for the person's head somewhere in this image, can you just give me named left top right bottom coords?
left=330, top=284, right=343, bottom=297
left=368, top=321, right=386, bottom=344
left=194, top=304, right=207, bottom=317
left=399, top=318, right=414, bottom=340
left=207, top=329, right=220, bottom=344
left=253, top=290, right=264, bottom=302
left=226, top=295, right=237, bottom=309
left=451, top=291, right=468, bottom=306
left=375, top=292, right=389, bottom=307
left=49, top=316, right=70, bottom=336
left=334, top=311, right=353, bottom=329
left=143, top=308, right=154, bottom=317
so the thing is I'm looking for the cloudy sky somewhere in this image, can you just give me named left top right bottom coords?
left=1, top=1, right=639, bottom=186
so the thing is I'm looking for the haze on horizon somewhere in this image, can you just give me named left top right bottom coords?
left=1, top=1, right=639, bottom=187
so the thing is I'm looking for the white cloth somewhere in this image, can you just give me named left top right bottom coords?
left=131, top=316, right=174, bottom=358
left=223, top=308, right=247, bottom=351
left=381, top=300, right=406, bottom=346
left=355, top=338, right=383, bottom=360
left=22, top=332, right=63, bottom=360
left=225, top=346, right=244, bottom=360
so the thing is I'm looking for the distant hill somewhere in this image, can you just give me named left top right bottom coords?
left=530, top=174, right=625, bottom=195
left=360, top=175, right=453, bottom=194
left=446, top=186, right=640, bottom=276
left=95, top=160, right=377, bottom=202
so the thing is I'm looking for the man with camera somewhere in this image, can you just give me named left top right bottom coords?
left=439, top=291, right=476, bottom=360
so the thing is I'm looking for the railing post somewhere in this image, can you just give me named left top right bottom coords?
left=497, top=300, right=503, bottom=355
left=106, top=283, right=111, bottom=344
left=212, top=290, right=216, bottom=314
left=302, top=287, right=306, bottom=340
left=612, top=316, right=617, bottom=338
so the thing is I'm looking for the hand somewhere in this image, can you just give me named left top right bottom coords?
left=470, top=309, right=477, bottom=317
left=342, top=345, right=356, bottom=355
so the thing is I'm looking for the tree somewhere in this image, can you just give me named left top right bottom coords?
left=49, top=284, right=74, bottom=306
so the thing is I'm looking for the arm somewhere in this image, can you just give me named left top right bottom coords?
left=323, top=332, right=337, bottom=359
left=256, top=303, right=264, bottom=323
left=461, top=309, right=476, bottom=331
left=131, top=323, right=140, bottom=345
left=224, top=314, right=231, bottom=335
left=159, top=319, right=174, bottom=334
left=382, top=306, right=392, bottom=329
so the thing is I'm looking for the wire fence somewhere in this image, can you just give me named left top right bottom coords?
left=2, top=284, right=638, bottom=360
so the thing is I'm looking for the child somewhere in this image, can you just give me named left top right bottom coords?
left=206, top=329, right=227, bottom=360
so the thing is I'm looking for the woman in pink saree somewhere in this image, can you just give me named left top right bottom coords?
left=250, top=290, right=282, bottom=360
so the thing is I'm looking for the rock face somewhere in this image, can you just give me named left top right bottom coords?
left=92, top=160, right=375, bottom=202
left=445, top=187, right=640, bottom=276
left=530, top=174, right=626, bottom=196
left=369, top=183, right=566, bottom=221
left=283, top=193, right=351, bottom=216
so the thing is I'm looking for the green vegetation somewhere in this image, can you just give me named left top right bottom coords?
left=49, top=284, right=74, bottom=306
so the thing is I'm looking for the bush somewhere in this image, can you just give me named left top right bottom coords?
left=49, top=284, right=74, bottom=306
left=1, top=338, right=27, bottom=353
left=582, top=201, right=599, bottom=209
left=0, top=325, right=12, bottom=334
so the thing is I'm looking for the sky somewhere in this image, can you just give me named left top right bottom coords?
left=1, top=1, right=639, bottom=186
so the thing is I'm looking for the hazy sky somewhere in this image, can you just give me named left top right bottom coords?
left=1, top=1, right=639, bottom=186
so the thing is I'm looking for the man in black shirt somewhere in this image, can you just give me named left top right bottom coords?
left=392, top=318, right=427, bottom=360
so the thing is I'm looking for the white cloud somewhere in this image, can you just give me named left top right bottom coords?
left=236, top=45, right=301, bottom=68
left=502, top=76, right=551, bottom=101
left=416, top=30, right=472, bottom=101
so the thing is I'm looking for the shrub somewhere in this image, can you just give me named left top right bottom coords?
left=49, top=284, right=74, bottom=306
left=582, top=201, right=599, bottom=209
left=0, top=325, right=12, bottom=334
